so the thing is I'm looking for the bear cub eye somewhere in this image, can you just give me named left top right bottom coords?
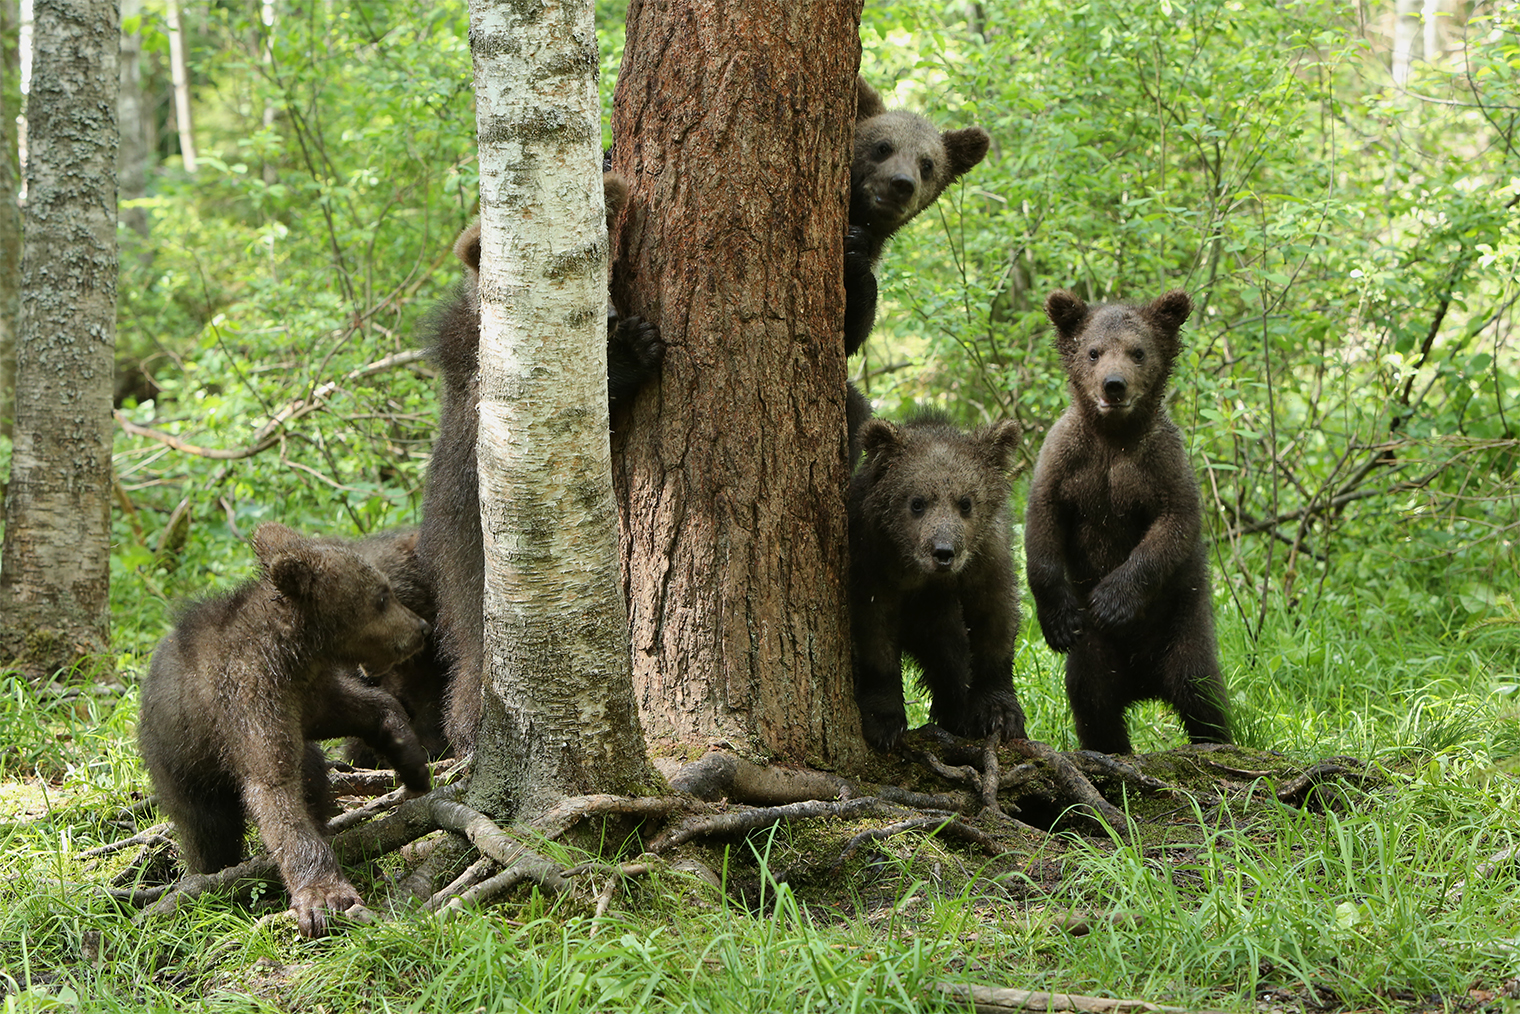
left=919, top=156, right=935, bottom=177
left=909, top=496, right=927, bottom=516
left=873, top=140, right=894, bottom=160
left=958, top=496, right=973, bottom=517
left=375, top=590, right=389, bottom=612
left=1087, top=348, right=1100, bottom=361
left=1130, top=348, right=1146, bottom=363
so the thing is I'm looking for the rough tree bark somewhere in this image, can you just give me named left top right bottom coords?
left=464, top=0, right=659, bottom=822
left=0, top=0, right=20, bottom=441
left=0, top=0, right=118, bottom=676
left=609, top=0, right=866, bottom=770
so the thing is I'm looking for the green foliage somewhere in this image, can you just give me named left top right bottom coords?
left=856, top=0, right=1518, bottom=647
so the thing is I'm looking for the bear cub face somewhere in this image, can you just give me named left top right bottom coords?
left=851, top=79, right=991, bottom=246
left=855, top=415, right=1019, bottom=580
left=253, top=522, right=430, bottom=672
left=1046, top=289, right=1192, bottom=432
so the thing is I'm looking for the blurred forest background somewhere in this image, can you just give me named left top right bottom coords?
left=0, top=0, right=1513, bottom=744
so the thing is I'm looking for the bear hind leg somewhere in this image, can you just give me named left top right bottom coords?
left=1065, top=638, right=1134, bottom=754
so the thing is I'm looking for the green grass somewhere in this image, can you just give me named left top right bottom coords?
left=5, top=539, right=1520, bottom=1012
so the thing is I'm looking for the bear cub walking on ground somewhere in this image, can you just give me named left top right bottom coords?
left=850, top=411, right=1027, bottom=751
left=139, top=522, right=433, bottom=937
left=1024, top=289, right=1231, bottom=754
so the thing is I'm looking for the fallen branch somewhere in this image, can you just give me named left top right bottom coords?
left=932, top=982, right=1229, bottom=1014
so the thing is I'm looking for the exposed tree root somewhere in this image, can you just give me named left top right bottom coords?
left=101, top=741, right=1377, bottom=936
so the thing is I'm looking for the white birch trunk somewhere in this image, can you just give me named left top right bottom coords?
left=0, top=0, right=118, bottom=676
left=165, top=0, right=195, bottom=172
left=463, top=0, right=655, bottom=820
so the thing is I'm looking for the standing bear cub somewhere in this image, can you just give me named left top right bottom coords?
left=139, top=522, right=433, bottom=938
left=1024, top=289, right=1231, bottom=754
left=850, top=411, right=1027, bottom=751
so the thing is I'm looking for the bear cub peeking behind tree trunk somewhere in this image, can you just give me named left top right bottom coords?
left=138, top=522, right=433, bottom=937
left=849, top=411, right=1027, bottom=751
left=1024, top=289, right=1231, bottom=754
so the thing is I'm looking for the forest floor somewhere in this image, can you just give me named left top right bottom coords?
left=4, top=677, right=1520, bottom=1014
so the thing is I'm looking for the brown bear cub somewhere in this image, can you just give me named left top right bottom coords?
left=849, top=411, right=1027, bottom=751
left=419, top=174, right=662, bottom=753
left=845, top=78, right=990, bottom=357
left=1024, top=289, right=1231, bottom=754
left=332, top=528, right=450, bottom=765
left=139, top=522, right=433, bottom=937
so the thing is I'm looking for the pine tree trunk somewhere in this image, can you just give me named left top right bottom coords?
left=0, top=0, right=118, bottom=677
left=609, top=0, right=867, bottom=770
left=463, top=0, right=658, bottom=821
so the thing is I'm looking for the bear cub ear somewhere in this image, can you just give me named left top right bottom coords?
left=1144, top=289, right=1193, bottom=333
left=251, top=523, right=322, bottom=602
left=453, top=222, right=482, bottom=276
left=855, top=76, right=889, bottom=121
left=858, top=417, right=904, bottom=460
left=942, top=127, right=991, bottom=180
left=1044, top=289, right=1088, bottom=340
left=979, top=419, right=1022, bottom=473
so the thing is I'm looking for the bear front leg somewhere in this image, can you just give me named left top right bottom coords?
left=899, top=596, right=974, bottom=737
left=843, top=226, right=878, bottom=357
left=308, top=674, right=432, bottom=793
left=241, top=775, right=361, bottom=938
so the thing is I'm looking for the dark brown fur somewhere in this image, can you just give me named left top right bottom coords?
left=330, top=529, right=450, bottom=765
left=844, top=77, right=990, bottom=356
left=138, top=522, right=432, bottom=937
left=420, top=174, right=660, bottom=754
left=849, top=411, right=1027, bottom=751
left=1024, top=289, right=1230, bottom=754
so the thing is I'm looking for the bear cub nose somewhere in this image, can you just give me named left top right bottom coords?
left=1103, top=375, right=1128, bottom=400
left=932, top=542, right=956, bottom=568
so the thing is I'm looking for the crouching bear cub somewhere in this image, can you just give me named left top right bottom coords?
left=850, top=412, right=1027, bottom=751
left=139, top=522, right=433, bottom=937
left=1024, top=289, right=1231, bottom=754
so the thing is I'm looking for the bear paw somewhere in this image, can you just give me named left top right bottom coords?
left=291, top=878, right=364, bottom=939
left=608, top=314, right=665, bottom=406
left=845, top=225, right=875, bottom=265
left=859, top=698, right=909, bottom=752
left=962, top=687, right=1028, bottom=742
left=1037, top=600, right=1086, bottom=653
left=1087, top=579, right=1140, bottom=631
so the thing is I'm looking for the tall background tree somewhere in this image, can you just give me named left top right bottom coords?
left=609, top=0, right=867, bottom=770
left=0, top=0, right=119, bottom=676
left=465, top=0, right=658, bottom=820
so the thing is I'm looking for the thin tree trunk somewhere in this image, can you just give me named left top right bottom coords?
left=0, top=0, right=119, bottom=677
left=117, top=0, right=146, bottom=236
left=463, top=0, right=658, bottom=822
left=164, top=0, right=194, bottom=172
left=610, top=0, right=866, bottom=769
left=0, top=0, right=20, bottom=441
